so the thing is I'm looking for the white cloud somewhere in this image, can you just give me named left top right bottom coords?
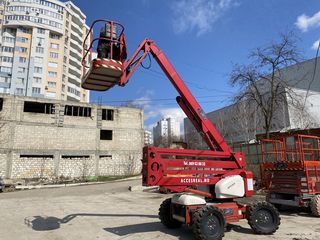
left=171, top=0, right=238, bottom=36
left=296, top=11, right=320, bottom=32
left=130, top=91, right=186, bottom=131
left=312, top=39, right=320, bottom=50
left=144, top=106, right=186, bottom=131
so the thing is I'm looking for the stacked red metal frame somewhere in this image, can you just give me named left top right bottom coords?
left=260, top=134, right=320, bottom=195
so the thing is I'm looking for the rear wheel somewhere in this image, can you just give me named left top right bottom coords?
left=247, top=201, right=280, bottom=234
left=159, top=198, right=182, bottom=228
left=192, top=206, right=225, bottom=240
left=310, top=195, right=320, bottom=217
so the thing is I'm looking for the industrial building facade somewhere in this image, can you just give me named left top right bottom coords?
left=0, top=0, right=91, bottom=102
left=0, top=94, right=144, bottom=179
left=185, top=57, right=320, bottom=149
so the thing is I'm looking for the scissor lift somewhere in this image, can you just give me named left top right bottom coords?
left=261, top=134, right=320, bottom=216
left=82, top=20, right=280, bottom=240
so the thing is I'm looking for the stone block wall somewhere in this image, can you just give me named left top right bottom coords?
left=0, top=94, right=144, bottom=180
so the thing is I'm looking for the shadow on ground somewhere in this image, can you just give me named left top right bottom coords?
left=25, top=213, right=158, bottom=231
left=25, top=213, right=193, bottom=239
left=104, top=222, right=193, bottom=239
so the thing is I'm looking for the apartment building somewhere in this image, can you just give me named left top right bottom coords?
left=0, top=0, right=91, bottom=102
left=153, top=118, right=181, bottom=147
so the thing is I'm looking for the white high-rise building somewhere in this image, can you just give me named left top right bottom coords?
left=144, top=130, right=153, bottom=146
left=0, top=0, right=91, bottom=102
left=153, top=118, right=180, bottom=147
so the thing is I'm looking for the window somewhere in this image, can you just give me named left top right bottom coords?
left=3, top=36, right=15, bottom=43
left=15, top=88, right=24, bottom=95
left=23, top=101, right=54, bottom=114
left=102, top=109, right=114, bottom=121
left=32, top=87, right=41, bottom=94
left=0, top=67, right=12, bottom=73
left=34, top=56, right=43, bottom=64
left=50, top=33, right=60, bottom=39
left=36, top=46, right=44, bottom=53
left=64, top=105, right=92, bottom=117
left=37, top=37, right=45, bottom=45
left=100, top=130, right=113, bottom=140
left=34, top=67, right=42, bottom=73
left=0, top=98, right=3, bottom=111
left=19, top=57, right=27, bottom=63
left=67, top=86, right=80, bottom=96
left=50, top=52, right=58, bottom=58
left=2, top=46, right=14, bottom=52
left=17, top=77, right=25, bottom=84
left=37, top=28, right=45, bottom=34
left=18, top=27, right=30, bottom=33
left=16, top=47, right=27, bottom=53
left=18, top=67, right=26, bottom=73
left=50, top=43, right=59, bottom=49
left=48, top=71, right=57, bottom=78
left=1, top=56, right=13, bottom=63
left=0, top=76, right=10, bottom=83
left=47, top=81, right=56, bottom=88
left=17, top=37, right=28, bottom=43
left=34, top=77, right=42, bottom=83
left=48, top=61, right=58, bottom=68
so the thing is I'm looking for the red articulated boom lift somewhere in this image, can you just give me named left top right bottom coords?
left=82, top=20, right=280, bottom=240
left=261, top=134, right=320, bottom=216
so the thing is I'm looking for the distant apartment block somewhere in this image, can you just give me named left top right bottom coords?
left=144, top=130, right=153, bottom=146
left=0, top=0, right=91, bottom=102
left=153, top=118, right=180, bottom=147
left=0, top=93, right=144, bottom=179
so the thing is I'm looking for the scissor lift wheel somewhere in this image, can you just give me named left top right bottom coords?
left=311, top=195, right=320, bottom=217
left=247, top=201, right=280, bottom=234
left=82, top=58, right=123, bottom=91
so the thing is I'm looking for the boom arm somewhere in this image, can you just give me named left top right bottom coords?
left=120, top=39, right=243, bottom=167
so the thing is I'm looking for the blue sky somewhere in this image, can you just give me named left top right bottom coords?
left=73, top=0, right=320, bottom=130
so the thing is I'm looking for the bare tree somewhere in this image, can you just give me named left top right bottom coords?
left=230, top=33, right=303, bottom=138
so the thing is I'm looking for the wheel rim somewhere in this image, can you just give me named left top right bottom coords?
left=255, top=209, right=274, bottom=229
left=203, top=213, right=222, bottom=237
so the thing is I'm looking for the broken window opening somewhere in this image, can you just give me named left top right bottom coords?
left=64, top=105, right=91, bottom=117
left=102, top=109, right=114, bottom=121
left=61, top=155, right=90, bottom=159
left=0, top=98, right=3, bottom=112
left=100, top=130, right=113, bottom=140
left=23, top=101, right=55, bottom=114
left=20, top=155, right=54, bottom=158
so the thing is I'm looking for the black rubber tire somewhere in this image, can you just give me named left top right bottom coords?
left=159, top=198, right=182, bottom=229
left=310, top=195, right=320, bottom=217
left=247, top=201, right=280, bottom=234
left=192, top=206, right=225, bottom=240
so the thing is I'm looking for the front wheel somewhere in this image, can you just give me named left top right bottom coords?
left=192, top=206, right=225, bottom=240
left=247, top=201, right=280, bottom=234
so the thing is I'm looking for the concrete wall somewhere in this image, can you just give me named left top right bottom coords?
left=0, top=94, right=144, bottom=179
